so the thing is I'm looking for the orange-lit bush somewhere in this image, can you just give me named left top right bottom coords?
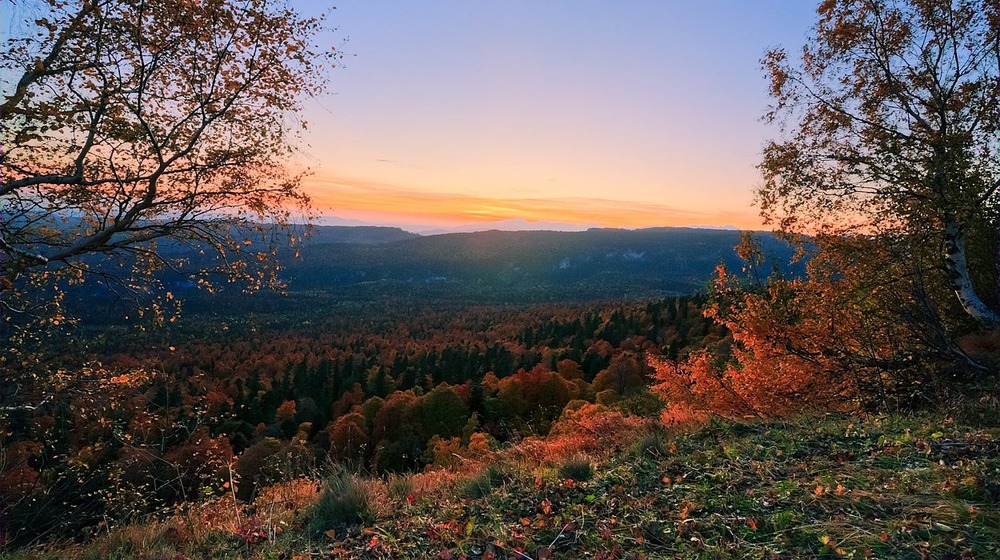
left=652, top=263, right=861, bottom=417
left=326, top=412, right=368, bottom=465
left=514, top=402, right=650, bottom=465
left=654, top=228, right=966, bottom=418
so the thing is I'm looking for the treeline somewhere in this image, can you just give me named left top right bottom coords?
left=0, top=297, right=724, bottom=545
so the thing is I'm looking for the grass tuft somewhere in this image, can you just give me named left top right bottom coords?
left=557, top=454, right=595, bottom=482
left=628, top=428, right=671, bottom=459
left=461, top=465, right=507, bottom=499
left=308, top=468, right=372, bottom=535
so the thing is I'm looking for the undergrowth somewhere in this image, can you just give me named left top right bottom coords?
left=4, top=412, right=999, bottom=559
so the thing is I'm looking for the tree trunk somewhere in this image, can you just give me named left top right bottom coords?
left=995, top=216, right=1000, bottom=310
left=943, top=221, right=999, bottom=327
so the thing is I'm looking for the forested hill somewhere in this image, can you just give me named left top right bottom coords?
left=301, top=225, right=419, bottom=245
left=64, top=226, right=798, bottom=323
left=281, top=226, right=798, bottom=302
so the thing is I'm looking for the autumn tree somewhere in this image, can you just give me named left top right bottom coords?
left=420, top=384, right=470, bottom=439
left=759, top=0, right=999, bottom=329
left=752, top=0, right=999, bottom=385
left=656, top=1, right=1000, bottom=416
left=326, top=412, right=368, bottom=466
left=592, top=352, right=653, bottom=395
left=1, top=0, right=333, bottom=357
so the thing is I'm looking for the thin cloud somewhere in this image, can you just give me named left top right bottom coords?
left=306, top=175, right=761, bottom=229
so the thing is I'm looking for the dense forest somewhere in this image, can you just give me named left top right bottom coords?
left=1, top=295, right=725, bottom=545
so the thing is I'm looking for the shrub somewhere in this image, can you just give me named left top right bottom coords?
left=611, top=388, right=664, bottom=416
left=309, top=469, right=372, bottom=534
left=235, top=438, right=314, bottom=501
left=252, top=478, right=321, bottom=531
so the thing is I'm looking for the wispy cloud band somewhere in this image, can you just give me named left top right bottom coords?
left=306, top=175, right=760, bottom=229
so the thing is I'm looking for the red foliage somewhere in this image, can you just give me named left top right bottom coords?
left=0, top=463, right=40, bottom=505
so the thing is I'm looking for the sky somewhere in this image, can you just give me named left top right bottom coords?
left=292, top=1, right=819, bottom=232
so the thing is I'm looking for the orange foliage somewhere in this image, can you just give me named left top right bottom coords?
left=467, top=432, right=491, bottom=456
left=426, top=432, right=495, bottom=469
left=653, top=278, right=854, bottom=417
left=275, top=400, right=297, bottom=422
left=496, top=365, right=580, bottom=420
left=327, top=413, right=367, bottom=464
left=405, top=468, right=467, bottom=504
left=252, top=478, right=321, bottom=531
left=653, top=252, right=920, bottom=417
left=658, top=402, right=709, bottom=427
left=515, top=402, right=650, bottom=465
left=171, top=494, right=248, bottom=541
left=426, top=436, right=465, bottom=469
left=651, top=352, right=753, bottom=418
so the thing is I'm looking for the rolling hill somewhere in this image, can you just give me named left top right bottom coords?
left=281, top=226, right=798, bottom=302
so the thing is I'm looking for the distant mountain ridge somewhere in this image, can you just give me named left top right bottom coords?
left=282, top=226, right=798, bottom=302
left=302, top=225, right=419, bottom=245
left=412, top=218, right=596, bottom=235
left=52, top=223, right=798, bottom=306
left=64, top=225, right=798, bottom=320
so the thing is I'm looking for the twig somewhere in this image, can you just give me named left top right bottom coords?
left=228, top=461, right=243, bottom=527
left=0, top=395, right=52, bottom=413
left=548, top=520, right=575, bottom=548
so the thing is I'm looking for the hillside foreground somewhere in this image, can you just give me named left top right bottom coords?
left=7, top=405, right=999, bottom=560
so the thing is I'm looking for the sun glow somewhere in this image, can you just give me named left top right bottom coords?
left=305, top=174, right=762, bottom=230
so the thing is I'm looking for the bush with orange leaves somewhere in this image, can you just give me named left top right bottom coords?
left=653, top=230, right=977, bottom=417
left=251, top=478, right=321, bottom=537
left=653, top=261, right=866, bottom=418
left=513, top=402, right=651, bottom=466
left=426, top=432, right=495, bottom=470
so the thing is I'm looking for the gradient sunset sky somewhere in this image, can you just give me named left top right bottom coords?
left=294, top=1, right=818, bottom=231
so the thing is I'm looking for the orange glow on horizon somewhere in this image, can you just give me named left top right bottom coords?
left=305, top=174, right=763, bottom=230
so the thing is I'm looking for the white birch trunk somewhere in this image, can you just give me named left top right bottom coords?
left=943, top=221, right=999, bottom=327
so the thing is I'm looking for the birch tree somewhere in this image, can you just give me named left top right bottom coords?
left=760, top=0, right=999, bottom=327
left=1, top=0, right=333, bottom=329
